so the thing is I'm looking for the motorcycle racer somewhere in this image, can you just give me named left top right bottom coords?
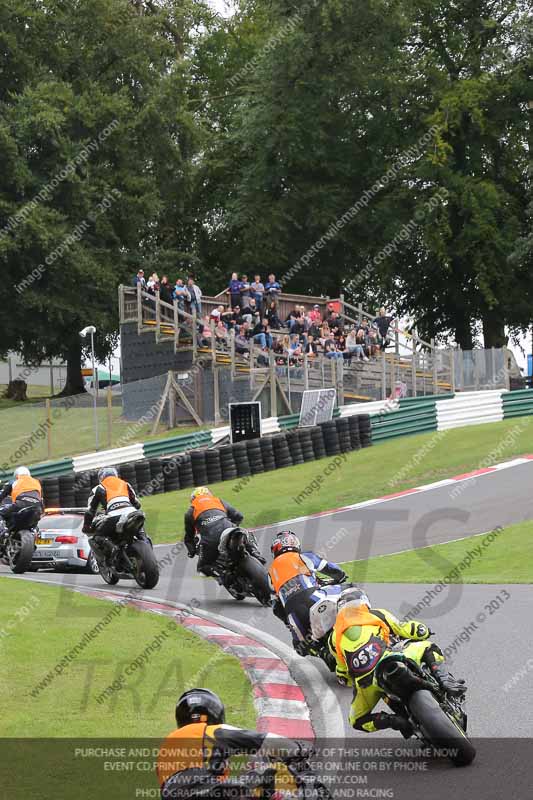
left=0, top=466, right=43, bottom=529
left=157, top=688, right=309, bottom=798
left=268, top=530, right=346, bottom=653
left=329, top=587, right=467, bottom=736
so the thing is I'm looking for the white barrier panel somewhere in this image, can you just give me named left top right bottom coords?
left=338, top=399, right=399, bottom=417
left=211, top=426, right=231, bottom=444
left=73, top=443, right=145, bottom=473
left=436, top=392, right=504, bottom=431
left=261, top=416, right=281, bottom=435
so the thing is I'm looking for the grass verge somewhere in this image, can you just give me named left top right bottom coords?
left=0, top=579, right=256, bottom=737
left=141, top=417, right=533, bottom=542
left=342, top=521, right=531, bottom=583
left=0, top=384, right=209, bottom=467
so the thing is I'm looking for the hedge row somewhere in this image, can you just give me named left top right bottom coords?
left=40, top=416, right=372, bottom=507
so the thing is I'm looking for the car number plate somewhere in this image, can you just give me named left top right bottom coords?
left=36, top=538, right=52, bottom=545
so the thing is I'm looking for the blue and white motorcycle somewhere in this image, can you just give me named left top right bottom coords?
left=304, top=581, right=360, bottom=671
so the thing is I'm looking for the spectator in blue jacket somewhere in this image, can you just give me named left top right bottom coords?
left=228, top=272, right=243, bottom=308
left=265, top=273, right=282, bottom=299
left=173, top=279, right=190, bottom=310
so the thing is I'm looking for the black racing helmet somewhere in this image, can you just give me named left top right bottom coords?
left=175, top=688, right=225, bottom=728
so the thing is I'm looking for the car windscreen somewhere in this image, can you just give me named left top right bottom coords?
left=38, top=516, right=83, bottom=532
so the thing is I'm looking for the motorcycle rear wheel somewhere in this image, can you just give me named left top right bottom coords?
left=8, top=530, right=35, bottom=574
left=408, top=689, right=476, bottom=766
left=238, top=554, right=271, bottom=605
left=129, top=540, right=159, bottom=590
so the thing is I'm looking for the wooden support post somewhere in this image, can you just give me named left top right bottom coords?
left=337, top=357, right=345, bottom=406
left=411, top=333, right=417, bottom=398
left=230, top=329, right=236, bottom=379
left=210, top=320, right=216, bottom=365
left=450, top=348, right=456, bottom=393
left=155, top=290, right=161, bottom=342
left=192, top=309, right=198, bottom=362
left=107, top=387, right=113, bottom=447
left=151, top=371, right=173, bottom=435
left=137, top=283, right=142, bottom=335
left=395, top=328, right=400, bottom=356
left=269, top=352, right=277, bottom=417
left=431, top=338, right=438, bottom=394
left=390, top=354, right=395, bottom=398
left=381, top=352, right=387, bottom=400
left=46, top=399, right=52, bottom=459
left=213, top=367, right=221, bottom=425
left=173, top=301, right=179, bottom=353
left=118, top=284, right=125, bottom=324
left=491, top=347, right=497, bottom=388
left=303, top=352, right=309, bottom=390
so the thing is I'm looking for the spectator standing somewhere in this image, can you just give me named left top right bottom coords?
left=374, top=307, right=394, bottom=350
left=133, top=269, right=146, bottom=288
left=146, top=273, right=160, bottom=294
left=228, top=272, right=243, bottom=309
left=187, top=276, right=202, bottom=315
left=250, top=275, right=265, bottom=312
left=240, top=275, right=251, bottom=303
left=159, top=275, right=173, bottom=304
left=265, top=273, right=282, bottom=300
left=173, top=279, right=191, bottom=311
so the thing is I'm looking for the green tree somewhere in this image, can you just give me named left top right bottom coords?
left=0, top=0, right=206, bottom=393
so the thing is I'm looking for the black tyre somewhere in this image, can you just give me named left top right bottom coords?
left=178, top=463, right=194, bottom=489
left=84, top=550, right=100, bottom=575
left=8, top=530, right=35, bottom=574
left=100, top=563, right=119, bottom=585
left=119, top=463, right=138, bottom=492
left=135, top=460, right=152, bottom=493
left=239, top=554, right=271, bottom=606
left=129, top=540, right=160, bottom=590
left=408, top=690, right=476, bottom=766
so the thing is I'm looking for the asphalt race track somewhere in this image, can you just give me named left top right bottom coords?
left=2, top=461, right=533, bottom=795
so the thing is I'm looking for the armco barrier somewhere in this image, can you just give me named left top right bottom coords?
left=6, top=388, right=533, bottom=487
left=143, top=430, right=212, bottom=458
left=72, top=443, right=145, bottom=473
left=436, top=390, right=503, bottom=431
left=502, top=389, right=533, bottom=419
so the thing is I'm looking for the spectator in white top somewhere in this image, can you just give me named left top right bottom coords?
left=187, top=276, right=202, bottom=315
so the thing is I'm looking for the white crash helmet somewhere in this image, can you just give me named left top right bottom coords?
left=14, top=466, right=31, bottom=479
left=337, top=587, right=370, bottom=611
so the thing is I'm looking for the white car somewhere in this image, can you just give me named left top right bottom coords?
left=32, top=508, right=99, bottom=573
